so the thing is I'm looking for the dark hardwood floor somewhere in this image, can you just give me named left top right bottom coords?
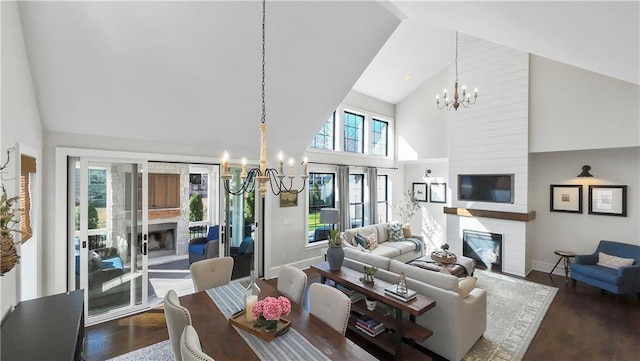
left=84, top=269, right=640, bottom=361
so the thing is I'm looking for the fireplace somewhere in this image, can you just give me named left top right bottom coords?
left=129, top=222, right=177, bottom=258
left=463, top=230, right=503, bottom=270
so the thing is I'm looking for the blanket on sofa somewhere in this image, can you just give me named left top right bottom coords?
left=404, top=237, right=423, bottom=253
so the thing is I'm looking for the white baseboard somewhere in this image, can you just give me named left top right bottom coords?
left=531, top=260, right=568, bottom=277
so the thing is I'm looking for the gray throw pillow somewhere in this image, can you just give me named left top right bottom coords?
left=354, top=233, right=367, bottom=248
left=388, top=222, right=403, bottom=242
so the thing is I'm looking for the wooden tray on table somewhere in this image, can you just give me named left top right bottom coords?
left=229, top=311, right=292, bottom=342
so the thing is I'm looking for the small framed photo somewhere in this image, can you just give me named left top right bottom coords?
left=412, top=182, right=428, bottom=202
left=429, top=183, right=447, bottom=203
left=589, top=185, right=627, bottom=217
left=279, top=191, right=298, bottom=207
left=550, top=185, right=582, bottom=213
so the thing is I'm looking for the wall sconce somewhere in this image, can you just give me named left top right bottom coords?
left=425, top=169, right=432, bottom=177
left=577, top=165, right=593, bottom=177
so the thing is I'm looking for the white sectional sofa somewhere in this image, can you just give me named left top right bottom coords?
left=341, top=222, right=425, bottom=263
left=343, top=247, right=487, bottom=361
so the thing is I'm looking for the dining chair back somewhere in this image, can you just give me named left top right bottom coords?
left=190, top=257, right=234, bottom=292
left=180, top=325, right=214, bottom=361
left=309, top=283, right=351, bottom=336
left=164, top=289, right=192, bottom=361
left=277, top=265, right=307, bottom=304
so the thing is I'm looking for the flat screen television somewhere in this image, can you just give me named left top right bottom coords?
left=458, top=174, right=514, bottom=203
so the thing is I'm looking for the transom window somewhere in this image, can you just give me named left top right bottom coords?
left=349, top=174, right=364, bottom=228
left=343, top=111, right=364, bottom=153
left=371, top=119, right=388, bottom=156
left=308, top=173, right=335, bottom=242
left=310, top=112, right=335, bottom=150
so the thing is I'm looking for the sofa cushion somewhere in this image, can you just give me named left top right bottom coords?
left=382, top=240, right=417, bottom=254
left=458, top=276, right=477, bottom=298
left=344, top=247, right=391, bottom=270
left=189, top=243, right=207, bottom=256
left=364, top=233, right=379, bottom=250
left=571, top=263, right=620, bottom=285
left=370, top=245, right=401, bottom=258
left=102, top=256, right=124, bottom=270
left=597, top=252, right=635, bottom=269
left=388, top=223, right=404, bottom=242
left=389, top=260, right=459, bottom=291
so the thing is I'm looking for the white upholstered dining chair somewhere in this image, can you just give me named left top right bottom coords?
left=189, top=256, right=234, bottom=292
left=164, top=289, right=192, bottom=361
left=277, top=265, right=308, bottom=305
left=309, top=283, right=351, bottom=336
left=180, top=325, right=214, bottom=361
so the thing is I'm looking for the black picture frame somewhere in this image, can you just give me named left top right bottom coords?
left=588, top=185, right=627, bottom=217
left=550, top=184, right=583, bottom=213
left=429, top=183, right=447, bottom=203
left=412, top=182, right=428, bottom=202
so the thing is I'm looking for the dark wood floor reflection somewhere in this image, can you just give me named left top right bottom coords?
left=84, top=269, right=640, bottom=361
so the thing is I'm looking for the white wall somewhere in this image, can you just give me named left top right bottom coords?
left=1, top=0, right=44, bottom=318
left=529, top=147, right=640, bottom=273
left=530, top=55, right=640, bottom=153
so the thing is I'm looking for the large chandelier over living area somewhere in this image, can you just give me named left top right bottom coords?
left=436, top=31, right=478, bottom=111
left=221, top=0, right=307, bottom=197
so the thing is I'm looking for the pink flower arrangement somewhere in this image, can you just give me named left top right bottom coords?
left=252, top=296, right=291, bottom=321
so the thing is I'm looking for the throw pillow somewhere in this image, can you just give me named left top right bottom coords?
left=457, top=276, right=477, bottom=298
left=388, top=223, right=404, bottom=242
left=353, top=233, right=367, bottom=249
left=402, top=224, right=412, bottom=238
left=597, top=252, right=635, bottom=269
left=364, top=233, right=379, bottom=250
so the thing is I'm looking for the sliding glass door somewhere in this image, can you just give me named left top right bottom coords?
left=73, top=158, right=148, bottom=323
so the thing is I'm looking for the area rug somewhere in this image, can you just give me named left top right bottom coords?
left=463, top=269, right=557, bottom=361
left=108, top=269, right=557, bottom=361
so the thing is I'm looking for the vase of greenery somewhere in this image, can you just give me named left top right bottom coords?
left=396, top=189, right=420, bottom=224
left=326, top=229, right=344, bottom=271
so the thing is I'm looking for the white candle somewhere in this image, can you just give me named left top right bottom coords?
left=241, top=158, right=247, bottom=178
left=245, top=295, right=258, bottom=322
left=278, top=152, right=284, bottom=175
left=289, top=158, right=294, bottom=176
left=303, top=156, right=308, bottom=176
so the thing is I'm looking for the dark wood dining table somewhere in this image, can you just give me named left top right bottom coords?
left=180, top=278, right=377, bottom=361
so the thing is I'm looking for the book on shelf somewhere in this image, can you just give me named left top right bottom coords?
left=336, top=284, right=364, bottom=303
left=356, top=315, right=384, bottom=332
left=383, top=285, right=417, bottom=302
left=355, top=324, right=386, bottom=337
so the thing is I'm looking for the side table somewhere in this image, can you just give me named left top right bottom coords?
left=549, top=250, right=576, bottom=281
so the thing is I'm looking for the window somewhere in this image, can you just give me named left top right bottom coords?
left=371, top=119, right=388, bottom=156
left=343, top=111, right=364, bottom=153
left=349, top=174, right=364, bottom=228
left=308, top=173, right=335, bottom=243
left=310, top=113, right=335, bottom=150
left=376, top=175, right=388, bottom=223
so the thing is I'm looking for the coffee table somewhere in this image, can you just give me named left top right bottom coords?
left=311, top=262, right=435, bottom=361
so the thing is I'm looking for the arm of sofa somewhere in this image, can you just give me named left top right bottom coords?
left=619, top=265, right=640, bottom=281
left=94, top=247, right=119, bottom=259
left=574, top=253, right=598, bottom=265
left=204, top=240, right=219, bottom=259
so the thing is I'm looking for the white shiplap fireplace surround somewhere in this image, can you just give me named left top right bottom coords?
left=445, top=42, right=532, bottom=277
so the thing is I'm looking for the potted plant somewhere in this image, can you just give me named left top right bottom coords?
left=326, top=229, right=344, bottom=271
left=361, top=265, right=377, bottom=284
left=441, top=243, right=450, bottom=256
left=1, top=148, right=23, bottom=276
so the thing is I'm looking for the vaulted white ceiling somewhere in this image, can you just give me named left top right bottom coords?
left=14, top=1, right=639, bottom=159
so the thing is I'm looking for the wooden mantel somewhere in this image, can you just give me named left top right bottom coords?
left=444, top=207, right=536, bottom=222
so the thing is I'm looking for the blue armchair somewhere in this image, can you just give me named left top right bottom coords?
left=570, top=240, right=640, bottom=297
left=188, top=225, right=220, bottom=264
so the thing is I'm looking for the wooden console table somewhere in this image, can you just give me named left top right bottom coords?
left=311, top=262, right=435, bottom=361
left=1, top=290, right=85, bottom=361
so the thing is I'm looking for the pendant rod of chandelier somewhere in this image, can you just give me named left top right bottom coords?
left=435, top=31, right=478, bottom=111
left=220, top=0, right=308, bottom=198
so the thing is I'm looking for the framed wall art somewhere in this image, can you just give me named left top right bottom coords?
left=429, top=183, right=447, bottom=203
left=412, top=182, right=428, bottom=202
left=550, top=184, right=582, bottom=213
left=588, top=185, right=627, bottom=217
left=279, top=191, right=298, bottom=207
